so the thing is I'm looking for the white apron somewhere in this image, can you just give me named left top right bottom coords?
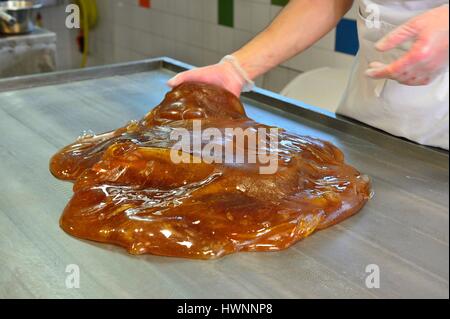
left=338, top=0, right=449, bottom=150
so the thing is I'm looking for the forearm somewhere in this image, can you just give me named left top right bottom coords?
left=233, top=0, right=354, bottom=80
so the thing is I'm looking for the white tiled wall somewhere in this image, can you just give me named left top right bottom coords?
left=38, top=1, right=77, bottom=70
left=37, top=0, right=359, bottom=93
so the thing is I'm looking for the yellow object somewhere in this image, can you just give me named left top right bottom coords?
left=76, top=0, right=98, bottom=68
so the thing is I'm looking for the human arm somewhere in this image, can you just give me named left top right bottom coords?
left=366, top=4, right=449, bottom=86
left=168, top=0, right=354, bottom=96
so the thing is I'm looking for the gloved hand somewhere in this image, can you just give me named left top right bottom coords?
left=168, top=56, right=254, bottom=97
left=366, top=4, right=449, bottom=86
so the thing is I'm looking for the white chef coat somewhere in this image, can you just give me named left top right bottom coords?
left=338, top=0, right=449, bottom=149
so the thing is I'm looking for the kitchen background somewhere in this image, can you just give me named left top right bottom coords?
left=3, top=0, right=360, bottom=93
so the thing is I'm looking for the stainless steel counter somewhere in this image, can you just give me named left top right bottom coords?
left=0, top=58, right=448, bottom=299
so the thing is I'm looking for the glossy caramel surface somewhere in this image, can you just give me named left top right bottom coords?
left=50, top=83, right=371, bottom=259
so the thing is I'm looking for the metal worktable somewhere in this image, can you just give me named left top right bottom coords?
left=0, top=58, right=448, bottom=299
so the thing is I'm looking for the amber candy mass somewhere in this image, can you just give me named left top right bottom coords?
left=50, top=82, right=371, bottom=259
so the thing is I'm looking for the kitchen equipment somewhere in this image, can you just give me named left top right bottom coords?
left=0, top=8, right=16, bottom=25
left=0, top=28, right=56, bottom=78
left=0, top=1, right=42, bottom=35
left=0, top=58, right=447, bottom=298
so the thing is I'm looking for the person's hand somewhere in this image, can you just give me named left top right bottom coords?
left=366, top=5, right=449, bottom=86
left=168, top=58, right=249, bottom=97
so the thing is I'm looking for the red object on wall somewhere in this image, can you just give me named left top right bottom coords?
left=139, top=0, right=151, bottom=8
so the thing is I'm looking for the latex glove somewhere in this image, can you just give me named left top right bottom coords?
left=167, top=56, right=254, bottom=97
left=366, top=5, right=449, bottom=86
